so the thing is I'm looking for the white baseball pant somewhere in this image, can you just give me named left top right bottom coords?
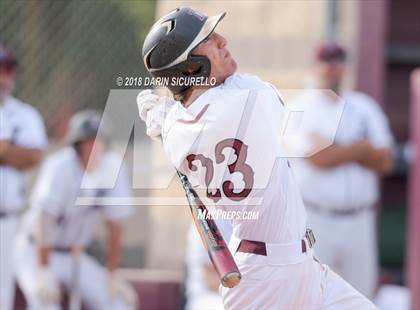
left=0, top=216, right=17, bottom=310
left=186, top=291, right=224, bottom=310
left=220, top=237, right=377, bottom=309
left=307, top=207, right=378, bottom=298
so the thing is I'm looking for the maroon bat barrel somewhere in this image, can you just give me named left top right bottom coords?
left=177, top=171, right=241, bottom=288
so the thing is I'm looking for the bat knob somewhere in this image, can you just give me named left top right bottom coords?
left=221, top=272, right=241, bottom=288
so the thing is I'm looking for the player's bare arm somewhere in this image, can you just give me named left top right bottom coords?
left=0, top=142, right=43, bottom=169
left=38, top=246, right=50, bottom=266
left=358, top=147, right=393, bottom=175
left=308, top=138, right=393, bottom=174
left=308, top=138, right=370, bottom=168
left=106, top=220, right=123, bottom=273
left=202, top=264, right=221, bottom=291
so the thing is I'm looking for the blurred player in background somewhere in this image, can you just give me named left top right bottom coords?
left=138, top=7, right=377, bottom=309
left=185, top=217, right=232, bottom=310
left=0, top=44, right=47, bottom=309
left=289, top=42, right=394, bottom=298
left=14, top=110, right=138, bottom=309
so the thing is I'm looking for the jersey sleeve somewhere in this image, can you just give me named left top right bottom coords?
left=362, top=95, right=394, bottom=148
left=30, top=156, right=66, bottom=217
left=102, top=162, right=135, bottom=220
left=0, top=112, right=13, bottom=140
left=17, top=106, right=48, bottom=149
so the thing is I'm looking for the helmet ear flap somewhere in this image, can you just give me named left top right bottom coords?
left=187, top=55, right=211, bottom=77
left=161, top=55, right=211, bottom=95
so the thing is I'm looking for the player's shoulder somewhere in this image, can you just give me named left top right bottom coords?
left=7, top=96, right=44, bottom=122
left=345, top=90, right=376, bottom=104
left=218, top=73, right=283, bottom=105
left=163, top=101, right=185, bottom=127
left=344, top=90, right=384, bottom=115
left=42, top=147, right=77, bottom=171
left=288, top=88, right=326, bottom=110
left=221, top=73, right=269, bottom=90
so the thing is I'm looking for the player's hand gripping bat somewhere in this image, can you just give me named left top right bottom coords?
left=177, top=171, right=241, bottom=288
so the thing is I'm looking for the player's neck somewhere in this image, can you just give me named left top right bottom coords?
left=182, top=87, right=209, bottom=108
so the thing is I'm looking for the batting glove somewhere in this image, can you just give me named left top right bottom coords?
left=108, top=271, right=139, bottom=309
left=136, top=89, right=175, bottom=140
left=34, top=266, right=61, bottom=305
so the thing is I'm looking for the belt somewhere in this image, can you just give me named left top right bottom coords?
left=237, top=229, right=316, bottom=257
left=28, top=236, right=74, bottom=253
left=306, top=203, right=374, bottom=217
left=0, top=210, right=21, bottom=219
left=51, top=246, right=72, bottom=253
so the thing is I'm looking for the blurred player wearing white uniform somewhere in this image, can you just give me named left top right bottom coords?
left=0, top=45, right=47, bottom=309
left=14, top=110, right=138, bottom=309
left=185, top=217, right=232, bottom=310
left=289, top=43, right=394, bottom=298
left=137, top=7, right=377, bottom=309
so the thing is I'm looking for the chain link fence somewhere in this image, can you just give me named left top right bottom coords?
left=0, top=0, right=155, bottom=133
left=1, top=0, right=157, bottom=268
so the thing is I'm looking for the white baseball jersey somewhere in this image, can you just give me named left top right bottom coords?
left=289, top=90, right=394, bottom=209
left=164, top=76, right=377, bottom=309
left=163, top=74, right=307, bottom=243
left=0, top=95, right=48, bottom=211
left=19, top=147, right=134, bottom=248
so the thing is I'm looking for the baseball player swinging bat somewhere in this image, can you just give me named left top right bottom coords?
left=147, top=108, right=241, bottom=288
left=176, top=171, right=241, bottom=288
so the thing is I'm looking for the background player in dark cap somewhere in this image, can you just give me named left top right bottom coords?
left=0, top=45, right=47, bottom=309
left=290, top=41, right=394, bottom=299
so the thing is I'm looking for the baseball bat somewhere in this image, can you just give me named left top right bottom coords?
left=176, top=171, right=241, bottom=288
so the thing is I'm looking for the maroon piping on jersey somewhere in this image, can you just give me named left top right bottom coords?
left=177, top=104, right=210, bottom=124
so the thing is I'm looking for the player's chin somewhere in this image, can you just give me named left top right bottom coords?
left=226, top=58, right=238, bottom=75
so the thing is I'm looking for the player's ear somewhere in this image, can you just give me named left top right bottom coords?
left=183, top=63, right=202, bottom=76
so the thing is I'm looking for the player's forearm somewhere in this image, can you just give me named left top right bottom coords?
left=0, top=143, right=43, bottom=169
left=38, top=246, right=51, bottom=266
left=308, top=142, right=366, bottom=168
left=358, top=147, right=394, bottom=175
left=378, top=151, right=394, bottom=175
left=106, top=220, right=123, bottom=272
left=202, top=264, right=220, bottom=291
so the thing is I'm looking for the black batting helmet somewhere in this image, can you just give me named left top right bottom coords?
left=142, top=7, right=225, bottom=97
